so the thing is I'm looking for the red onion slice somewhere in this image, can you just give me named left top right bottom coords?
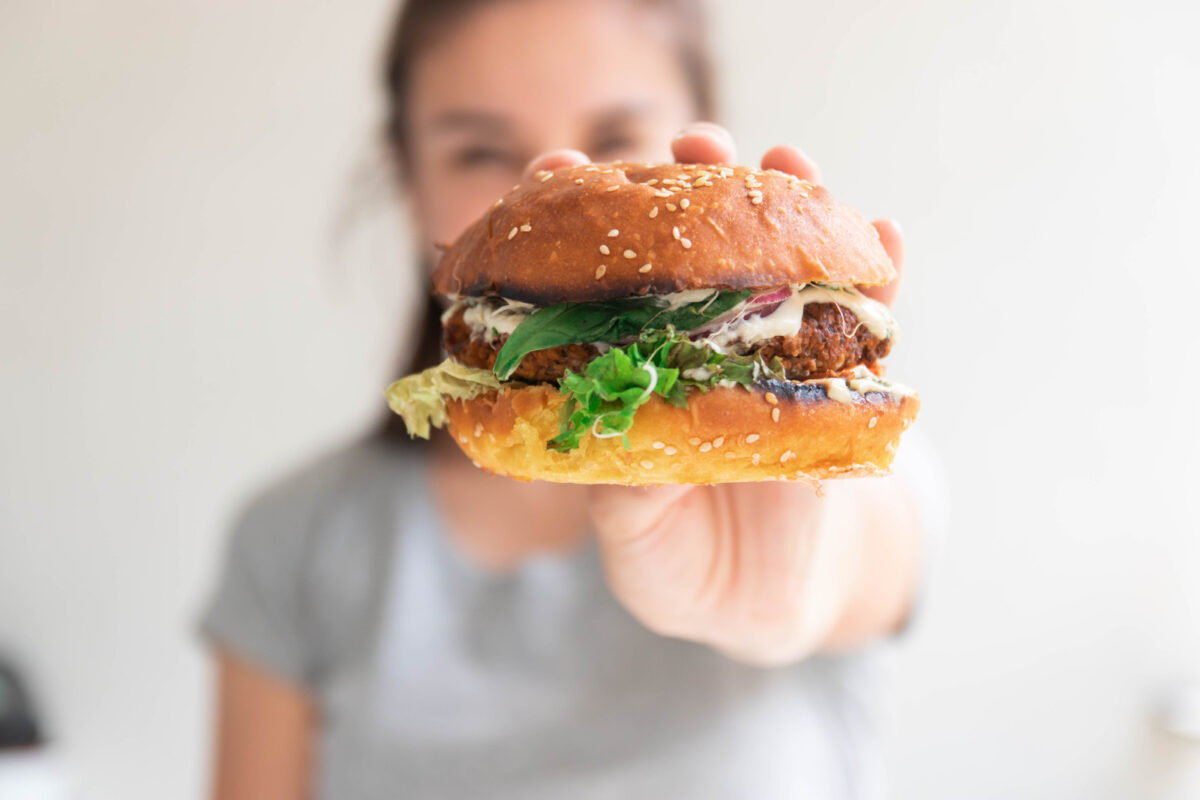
left=689, top=286, right=792, bottom=338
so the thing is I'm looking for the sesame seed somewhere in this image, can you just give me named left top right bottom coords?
left=640, top=460, right=655, bottom=469
left=458, top=435, right=467, bottom=444
left=638, top=263, right=652, bottom=273
left=751, top=197, right=763, bottom=205
left=623, top=249, right=636, bottom=259
left=868, top=417, right=878, bottom=429
left=666, top=203, right=677, bottom=212
left=765, top=392, right=778, bottom=405
left=494, top=198, right=504, bottom=207
left=680, top=238, right=692, bottom=249
left=680, top=198, right=691, bottom=209
left=780, top=450, right=795, bottom=463
left=664, top=446, right=678, bottom=455
left=595, top=264, right=606, bottom=279
left=507, top=227, right=519, bottom=240
left=748, top=189, right=763, bottom=198
left=574, top=178, right=585, bottom=184
left=771, top=407, right=781, bottom=423
left=585, top=166, right=600, bottom=172
left=606, top=184, right=621, bottom=192
left=599, top=244, right=610, bottom=255
left=652, top=441, right=665, bottom=449
left=712, top=436, right=724, bottom=448
left=745, top=433, right=760, bottom=443
left=474, top=423, right=483, bottom=437
left=654, top=189, right=672, bottom=198
left=688, top=437, right=701, bottom=445
left=751, top=453, right=761, bottom=465
left=699, top=442, right=712, bottom=453
left=536, top=170, right=553, bottom=182
left=646, top=178, right=659, bottom=185
left=511, top=184, right=521, bottom=191
left=520, top=223, right=531, bottom=232
left=607, top=229, right=619, bottom=237
left=649, top=206, right=659, bottom=218
left=672, top=226, right=681, bottom=240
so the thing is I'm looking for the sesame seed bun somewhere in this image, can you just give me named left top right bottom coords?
left=444, top=381, right=920, bottom=486
left=433, top=162, right=896, bottom=305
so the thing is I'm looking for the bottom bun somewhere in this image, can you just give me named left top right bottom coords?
left=445, top=380, right=920, bottom=485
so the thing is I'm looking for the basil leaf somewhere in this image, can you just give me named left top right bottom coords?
left=493, top=289, right=750, bottom=379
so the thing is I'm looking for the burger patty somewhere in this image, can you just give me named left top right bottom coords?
left=442, top=303, right=891, bottom=383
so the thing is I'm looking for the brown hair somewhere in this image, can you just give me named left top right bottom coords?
left=378, top=0, right=716, bottom=443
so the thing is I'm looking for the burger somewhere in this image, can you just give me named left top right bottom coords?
left=386, top=162, right=919, bottom=485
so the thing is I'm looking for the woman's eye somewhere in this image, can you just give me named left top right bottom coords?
left=451, top=146, right=517, bottom=170
left=588, top=134, right=638, bottom=160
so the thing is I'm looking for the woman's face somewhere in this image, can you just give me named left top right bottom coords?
left=404, top=0, right=698, bottom=264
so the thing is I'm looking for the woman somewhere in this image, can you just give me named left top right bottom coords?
left=203, top=0, right=927, bottom=797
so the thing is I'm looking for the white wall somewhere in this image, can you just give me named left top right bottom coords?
left=2, top=1, right=1198, bottom=798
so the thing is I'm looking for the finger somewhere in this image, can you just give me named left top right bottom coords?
left=587, top=484, right=697, bottom=548
left=671, top=122, right=736, bottom=165
left=522, top=149, right=590, bottom=180
left=858, top=219, right=904, bottom=306
left=760, top=144, right=823, bottom=184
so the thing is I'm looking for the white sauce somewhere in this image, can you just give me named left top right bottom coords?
left=659, top=289, right=718, bottom=310
left=452, top=297, right=535, bottom=341
left=682, top=366, right=717, bottom=381
left=806, top=365, right=915, bottom=405
left=451, top=285, right=898, bottom=359
left=451, top=290, right=718, bottom=342
left=700, top=284, right=897, bottom=353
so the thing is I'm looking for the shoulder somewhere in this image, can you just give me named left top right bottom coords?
left=207, top=437, right=431, bottom=683
left=222, top=436, right=428, bottom=605
left=234, top=437, right=419, bottom=533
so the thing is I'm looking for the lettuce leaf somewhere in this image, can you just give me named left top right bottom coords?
left=493, top=290, right=750, bottom=380
left=384, top=358, right=501, bottom=439
left=549, top=328, right=786, bottom=452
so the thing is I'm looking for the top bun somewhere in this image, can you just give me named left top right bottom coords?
left=432, top=162, right=895, bottom=305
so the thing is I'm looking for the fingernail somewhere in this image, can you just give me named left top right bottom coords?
left=673, top=121, right=727, bottom=142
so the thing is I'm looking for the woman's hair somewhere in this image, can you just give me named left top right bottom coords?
left=378, top=0, right=716, bottom=443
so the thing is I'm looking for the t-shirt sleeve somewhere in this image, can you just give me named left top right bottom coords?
left=199, top=494, right=319, bottom=687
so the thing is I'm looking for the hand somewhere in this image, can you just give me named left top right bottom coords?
left=525, top=125, right=917, bottom=665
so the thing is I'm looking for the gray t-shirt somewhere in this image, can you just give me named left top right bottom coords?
left=201, top=438, right=895, bottom=799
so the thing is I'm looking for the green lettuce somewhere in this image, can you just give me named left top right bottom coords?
left=492, top=290, right=751, bottom=380
left=384, top=358, right=501, bottom=439
left=549, top=328, right=785, bottom=452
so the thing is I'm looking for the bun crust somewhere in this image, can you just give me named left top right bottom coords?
left=444, top=382, right=919, bottom=485
left=433, top=162, right=896, bottom=305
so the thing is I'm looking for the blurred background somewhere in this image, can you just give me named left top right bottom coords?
left=2, top=1, right=1198, bottom=798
